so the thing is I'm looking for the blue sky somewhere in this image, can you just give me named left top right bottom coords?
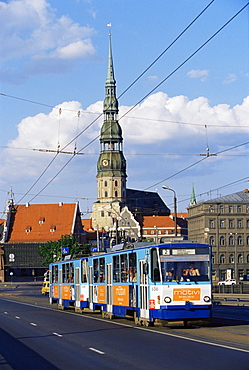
left=0, top=0, right=248, bottom=217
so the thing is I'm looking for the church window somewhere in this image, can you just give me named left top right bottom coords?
left=105, top=191, right=108, bottom=198
left=115, top=180, right=118, bottom=187
left=115, top=191, right=118, bottom=197
left=104, top=181, right=107, bottom=187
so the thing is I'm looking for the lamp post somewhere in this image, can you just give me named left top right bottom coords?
left=162, top=185, right=177, bottom=236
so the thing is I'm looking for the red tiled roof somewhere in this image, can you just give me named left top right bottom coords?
left=142, top=216, right=175, bottom=228
left=81, top=218, right=93, bottom=231
left=7, top=203, right=78, bottom=243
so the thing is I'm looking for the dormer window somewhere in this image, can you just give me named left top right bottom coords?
left=50, top=224, right=56, bottom=232
left=26, top=225, right=31, bottom=233
left=39, top=217, right=45, bottom=224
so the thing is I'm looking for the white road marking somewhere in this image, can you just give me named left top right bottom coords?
left=4, top=312, right=8, bottom=314
left=89, top=347, right=105, bottom=355
left=53, top=332, right=62, bottom=337
left=15, top=316, right=20, bottom=319
left=30, top=322, right=37, bottom=326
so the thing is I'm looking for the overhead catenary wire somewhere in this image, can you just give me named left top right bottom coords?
left=3, top=2, right=249, bottom=205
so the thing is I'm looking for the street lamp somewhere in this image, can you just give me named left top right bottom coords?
left=162, top=185, right=177, bottom=236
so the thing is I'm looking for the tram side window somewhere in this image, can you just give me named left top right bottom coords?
left=62, top=262, right=74, bottom=283
left=113, top=255, right=120, bottom=282
left=99, top=257, right=105, bottom=282
left=81, top=259, right=88, bottom=283
left=129, top=252, right=137, bottom=282
left=121, top=254, right=128, bottom=282
left=52, top=265, right=58, bottom=283
left=93, top=259, right=99, bottom=283
left=151, top=248, right=160, bottom=282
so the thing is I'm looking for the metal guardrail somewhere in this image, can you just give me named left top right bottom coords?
left=213, top=293, right=249, bottom=306
left=212, top=284, right=249, bottom=294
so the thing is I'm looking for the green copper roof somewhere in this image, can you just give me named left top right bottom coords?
left=190, top=184, right=197, bottom=205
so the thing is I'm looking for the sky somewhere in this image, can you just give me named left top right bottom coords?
left=0, top=0, right=248, bottom=218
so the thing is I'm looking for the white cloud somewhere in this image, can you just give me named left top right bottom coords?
left=187, top=69, right=209, bottom=82
left=0, top=0, right=96, bottom=80
left=223, top=73, right=237, bottom=84
left=2, top=92, right=248, bottom=183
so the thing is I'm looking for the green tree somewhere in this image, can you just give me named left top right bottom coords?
left=38, top=234, right=89, bottom=265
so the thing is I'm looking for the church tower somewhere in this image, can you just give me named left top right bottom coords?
left=91, top=32, right=127, bottom=230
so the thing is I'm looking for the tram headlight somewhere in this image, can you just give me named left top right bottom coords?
left=203, top=296, right=211, bottom=302
left=164, top=296, right=171, bottom=304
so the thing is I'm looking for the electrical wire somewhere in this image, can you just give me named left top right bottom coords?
left=3, top=3, right=249, bottom=205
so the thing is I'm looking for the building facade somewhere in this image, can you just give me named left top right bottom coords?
left=188, top=189, right=249, bottom=282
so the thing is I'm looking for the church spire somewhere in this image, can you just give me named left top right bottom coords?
left=96, top=28, right=127, bottom=203
left=190, top=184, right=197, bottom=206
left=106, top=30, right=115, bottom=85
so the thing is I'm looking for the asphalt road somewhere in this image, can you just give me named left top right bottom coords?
left=0, top=283, right=249, bottom=369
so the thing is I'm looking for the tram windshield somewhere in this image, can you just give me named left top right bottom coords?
left=152, top=247, right=211, bottom=283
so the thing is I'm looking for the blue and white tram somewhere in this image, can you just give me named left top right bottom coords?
left=49, top=241, right=212, bottom=325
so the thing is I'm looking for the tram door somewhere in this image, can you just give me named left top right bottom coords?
left=89, top=265, right=93, bottom=310
left=139, top=259, right=149, bottom=319
left=75, top=267, right=80, bottom=307
left=106, top=263, right=112, bottom=312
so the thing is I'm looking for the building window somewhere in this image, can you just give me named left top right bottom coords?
left=212, top=254, right=215, bottom=264
left=228, top=219, right=234, bottom=229
left=237, top=205, right=242, bottom=213
left=220, top=254, right=225, bottom=264
left=114, top=180, right=118, bottom=187
left=209, top=206, right=214, bottom=213
left=104, top=181, right=107, bottom=187
left=246, top=220, right=249, bottom=228
left=237, top=236, right=243, bottom=245
left=220, top=219, right=225, bottom=229
left=228, top=205, right=233, bottom=213
left=238, top=254, right=243, bottom=264
left=164, top=230, right=168, bottom=235
left=219, top=236, right=225, bottom=246
left=219, top=205, right=224, bottom=213
left=105, top=191, right=108, bottom=198
left=237, top=219, right=242, bottom=228
left=101, top=210, right=104, bottom=217
left=150, top=230, right=154, bottom=235
left=39, top=217, right=45, bottom=224
left=143, top=230, right=147, bottom=235
left=210, top=236, right=215, bottom=245
left=209, top=219, right=215, bottom=229
left=50, top=225, right=56, bottom=232
left=247, top=236, right=249, bottom=246
left=229, top=254, right=234, bottom=263
left=115, top=191, right=118, bottom=197
left=228, top=235, right=234, bottom=246
left=246, top=206, right=249, bottom=213
left=247, top=254, right=249, bottom=263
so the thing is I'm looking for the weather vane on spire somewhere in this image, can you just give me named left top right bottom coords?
left=107, top=23, right=112, bottom=35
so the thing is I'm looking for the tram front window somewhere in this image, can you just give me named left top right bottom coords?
left=161, top=260, right=210, bottom=282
